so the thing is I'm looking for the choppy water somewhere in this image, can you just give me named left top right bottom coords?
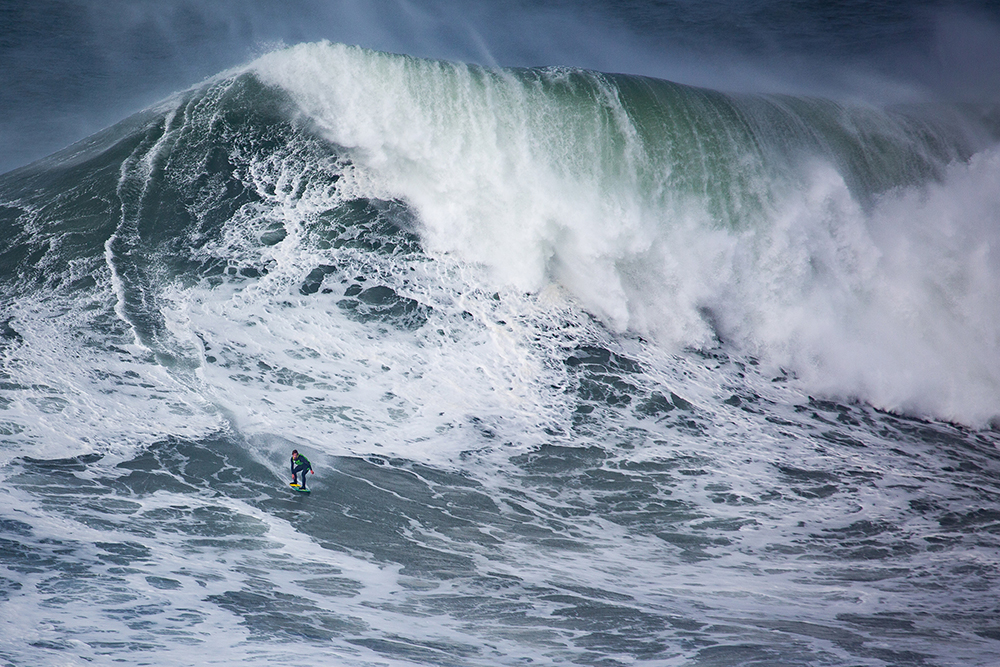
left=3, top=3, right=1000, bottom=666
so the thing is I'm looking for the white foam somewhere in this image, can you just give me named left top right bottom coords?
left=0, top=467, right=429, bottom=666
left=729, top=153, right=1000, bottom=425
left=0, top=292, right=224, bottom=465
left=251, top=42, right=1000, bottom=426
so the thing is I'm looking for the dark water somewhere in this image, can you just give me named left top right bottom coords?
left=2, top=2, right=1000, bottom=666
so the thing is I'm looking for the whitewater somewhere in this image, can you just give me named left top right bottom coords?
left=2, top=34, right=1000, bottom=667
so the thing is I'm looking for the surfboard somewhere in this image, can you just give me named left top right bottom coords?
left=289, top=483, right=311, bottom=493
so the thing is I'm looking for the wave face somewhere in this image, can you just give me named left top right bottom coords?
left=2, top=43, right=1000, bottom=666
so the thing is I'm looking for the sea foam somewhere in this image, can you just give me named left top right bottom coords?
left=254, top=42, right=1000, bottom=426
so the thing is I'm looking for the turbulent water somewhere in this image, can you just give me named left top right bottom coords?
left=3, top=4, right=1000, bottom=667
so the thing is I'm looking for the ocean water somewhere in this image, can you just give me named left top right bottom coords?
left=3, top=2, right=1000, bottom=666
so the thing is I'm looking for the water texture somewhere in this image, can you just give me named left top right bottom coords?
left=2, top=2, right=1000, bottom=666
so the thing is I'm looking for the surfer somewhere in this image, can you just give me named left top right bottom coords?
left=290, top=450, right=313, bottom=489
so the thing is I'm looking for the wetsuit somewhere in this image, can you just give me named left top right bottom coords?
left=291, top=453, right=312, bottom=488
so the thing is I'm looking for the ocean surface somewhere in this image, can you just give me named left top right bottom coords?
left=3, top=1, right=1000, bottom=665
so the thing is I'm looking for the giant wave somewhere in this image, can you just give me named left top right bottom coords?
left=2, top=42, right=1000, bottom=666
